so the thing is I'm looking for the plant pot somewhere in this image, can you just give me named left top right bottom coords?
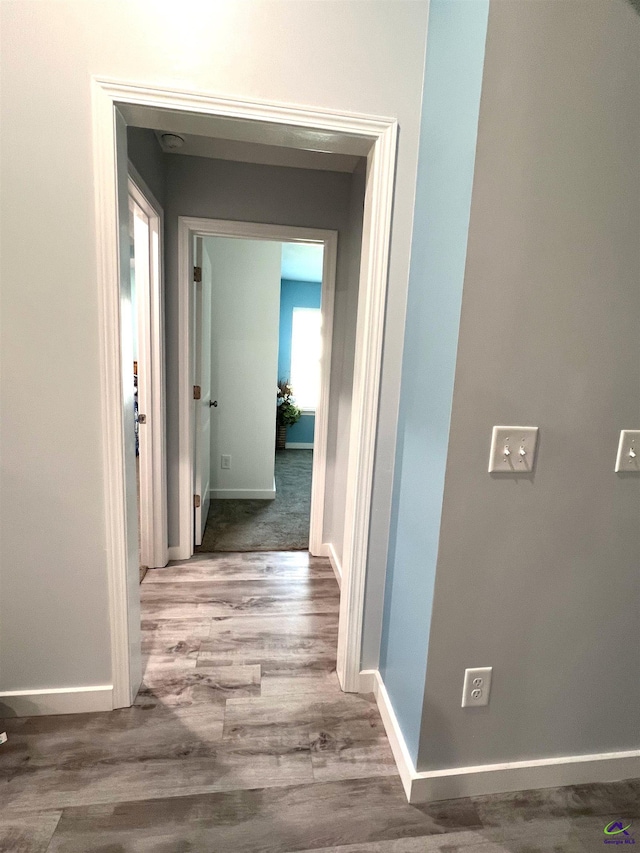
left=276, top=424, right=287, bottom=450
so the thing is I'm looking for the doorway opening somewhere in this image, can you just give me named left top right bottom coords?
left=192, top=236, right=333, bottom=554
left=93, top=78, right=397, bottom=704
left=181, top=221, right=337, bottom=561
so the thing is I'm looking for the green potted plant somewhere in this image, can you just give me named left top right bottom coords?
left=276, top=379, right=301, bottom=449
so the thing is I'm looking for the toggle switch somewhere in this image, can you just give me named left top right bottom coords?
left=489, top=426, right=539, bottom=473
left=614, top=430, right=640, bottom=473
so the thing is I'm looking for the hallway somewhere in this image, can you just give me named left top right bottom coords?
left=1, top=552, right=637, bottom=851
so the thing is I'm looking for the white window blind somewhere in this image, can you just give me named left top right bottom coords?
left=290, top=307, right=322, bottom=410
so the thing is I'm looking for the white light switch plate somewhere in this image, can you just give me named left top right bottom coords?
left=489, top=426, right=538, bottom=473
left=615, top=430, right=640, bottom=473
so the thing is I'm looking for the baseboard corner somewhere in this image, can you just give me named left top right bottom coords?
left=168, top=545, right=190, bottom=561
left=366, top=669, right=640, bottom=805
left=327, top=542, right=342, bottom=589
left=358, top=669, right=377, bottom=694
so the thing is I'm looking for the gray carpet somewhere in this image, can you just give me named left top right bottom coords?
left=198, top=449, right=312, bottom=552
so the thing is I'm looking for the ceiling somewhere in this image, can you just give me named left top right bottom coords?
left=155, top=131, right=361, bottom=173
left=281, top=243, right=324, bottom=282
left=117, top=102, right=370, bottom=174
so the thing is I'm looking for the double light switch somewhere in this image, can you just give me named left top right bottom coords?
left=488, top=426, right=639, bottom=473
left=615, top=430, right=640, bottom=473
left=488, top=426, right=539, bottom=473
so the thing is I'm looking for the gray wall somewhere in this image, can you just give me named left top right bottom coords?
left=417, top=0, right=640, bottom=771
left=0, top=0, right=427, bottom=697
left=163, top=154, right=364, bottom=560
left=127, top=127, right=166, bottom=207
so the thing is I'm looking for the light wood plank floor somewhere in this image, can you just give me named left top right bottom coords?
left=1, top=552, right=637, bottom=852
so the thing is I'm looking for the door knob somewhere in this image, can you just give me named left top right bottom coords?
left=210, top=400, right=218, bottom=408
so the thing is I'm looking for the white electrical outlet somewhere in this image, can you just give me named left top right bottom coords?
left=488, top=426, right=538, bottom=473
left=614, top=430, right=640, bottom=473
left=221, top=455, right=231, bottom=469
left=461, top=667, right=492, bottom=708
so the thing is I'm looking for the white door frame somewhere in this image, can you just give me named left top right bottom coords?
left=191, top=236, right=209, bottom=548
left=176, top=219, right=337, bottom=561
left=92, top=77, right=397, bottom=699
left=128, top=167, right=169, bottom=571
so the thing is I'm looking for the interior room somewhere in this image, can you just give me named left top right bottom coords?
left=1, top=1, right=638, bottom=851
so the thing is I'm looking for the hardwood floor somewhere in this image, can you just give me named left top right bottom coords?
left=1, top=551, right=637, bottom=852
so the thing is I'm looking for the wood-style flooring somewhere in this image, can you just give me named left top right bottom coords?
left=1, top=551, right=637, bottom=852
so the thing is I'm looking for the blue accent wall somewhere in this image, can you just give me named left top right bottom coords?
left=278, top=278, right=321, bottom=445
left=286, top=412, right=315, bottom=445
left=379, top=0, right=489, bottom=764
left=281, top=243, right=324, bottom=283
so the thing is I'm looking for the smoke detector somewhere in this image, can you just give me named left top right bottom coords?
left=161, top=133, right=185, bottom=151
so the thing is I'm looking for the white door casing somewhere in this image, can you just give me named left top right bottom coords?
left=178, top=220, right=335, bottom=561
left=92, top=78, right=397, bottom=701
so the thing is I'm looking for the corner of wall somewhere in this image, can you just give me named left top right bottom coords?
left=363, top=668, right=640, bottom=804
left=377, top=0, right=490, bottom=772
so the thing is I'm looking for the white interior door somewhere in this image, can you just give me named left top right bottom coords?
left=193, top=237, right=213, bottom=546
left=129, top=182, right=168, bottom=570
left=130, top=197, right=150, bottom=567
left=207, top=237, right=282, bottom=500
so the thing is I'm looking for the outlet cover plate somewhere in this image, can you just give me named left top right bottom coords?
left=489, top=426, right=538, bottom=473
left=615, top=430, right=640, bottom=473
left=462, top=666, right=493, bottom=708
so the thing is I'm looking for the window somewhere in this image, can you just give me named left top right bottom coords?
left=290, top=307, right=322, bottom=411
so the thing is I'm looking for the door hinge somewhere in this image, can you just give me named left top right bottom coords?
left=194, top=494, right=201, bottom=508
left=193, top=266, right=202, bottom=283
left=193, top=385, right=201, bottom=400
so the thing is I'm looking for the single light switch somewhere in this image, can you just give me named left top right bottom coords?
left=614, top=430, right=640, bottom=473
left=489, top=426, right=538, bottom=473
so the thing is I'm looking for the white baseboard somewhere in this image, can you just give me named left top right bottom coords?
left=0, top=685, right=113, bottom=717
left=327, top=542, right=342, bottom=589
left=359, top=669, right=414, bottom=798
left=209, top=487, right=275, bottom=500
left=284, top=442, right=314, bottom=449
left=168, top=545, right=190, bottom=561
left=360, top=669, right=640, bottom=803
left=358, top=669, right=377, bottom=693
